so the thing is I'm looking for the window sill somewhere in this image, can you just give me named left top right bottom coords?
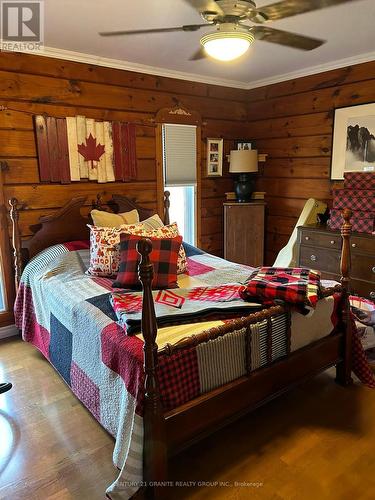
left=0, top=311, right=15, bottom=328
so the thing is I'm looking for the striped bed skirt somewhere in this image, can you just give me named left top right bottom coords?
left=157, top=312, right=291, bottom=410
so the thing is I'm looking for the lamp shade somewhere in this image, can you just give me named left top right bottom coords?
left=229, top=149, right=258, bottom=174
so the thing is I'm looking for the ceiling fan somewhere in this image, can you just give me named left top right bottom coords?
left=99, top=0, right=359, bottom=62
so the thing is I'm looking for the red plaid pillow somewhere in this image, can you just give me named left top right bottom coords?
left=113, top=233, right=182, bottom=289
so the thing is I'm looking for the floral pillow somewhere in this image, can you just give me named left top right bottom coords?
left=86, top=221, right=187, bottom=277
left=86, top=224, right=128, bottom=277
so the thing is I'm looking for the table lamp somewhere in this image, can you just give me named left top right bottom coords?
left=229, top=149, right=258, bottom=202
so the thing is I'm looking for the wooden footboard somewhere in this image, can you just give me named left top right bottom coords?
left=136, top=209, right=354, bottom=495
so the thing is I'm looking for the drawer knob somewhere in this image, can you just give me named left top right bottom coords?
left=310, top=255, right=317, bottom=262
left=305, top=236, right=310, bottom=241
left=372, top=267, right=375, bottom=274
left=330, top=240, right=335, bottom=245
left=370, top=292, right=375, bottom=300
left=352, top=243, right=357, bottom=248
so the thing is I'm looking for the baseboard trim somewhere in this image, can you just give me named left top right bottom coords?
left=0, top=324, right=19, bottom=340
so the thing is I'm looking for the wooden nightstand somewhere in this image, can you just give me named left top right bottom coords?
left=224, top=202, right=265, bottom=267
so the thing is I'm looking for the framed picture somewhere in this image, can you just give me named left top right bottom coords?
left=207, top=138, right=223, bottom=177
left=331, top=102, right=375, bottom=180
left=236, top=140, right=252, bottom=150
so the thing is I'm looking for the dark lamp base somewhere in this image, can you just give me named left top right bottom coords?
left=234, top=174, right=255, bottom=203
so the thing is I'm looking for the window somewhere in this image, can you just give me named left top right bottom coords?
left=162, top=124, right=197, bottom=245
left=0, top=168, right=14, bottom=323
left=167, top=185, right=195, bottom=245
left=0, top=260, right=5, bottom=312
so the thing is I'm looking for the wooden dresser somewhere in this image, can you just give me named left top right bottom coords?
left=224, top=202, right=265, bottom=267
left=296, top=224, right=375, bottom=300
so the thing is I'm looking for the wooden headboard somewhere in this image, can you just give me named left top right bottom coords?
left=9, top=191, right=171, bottom=290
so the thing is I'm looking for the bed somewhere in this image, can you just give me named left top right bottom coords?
left=10, top=192, right=355, bottom=499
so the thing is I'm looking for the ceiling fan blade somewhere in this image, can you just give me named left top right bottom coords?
left=189, top=47, right=207, bottom=60
left=182, top=0, right=224, bottom=16
left=253, top=0, right=361, bottom=23
left=252, top=26, right=325, bottom=50
left=99, top=24, right=209, bottom=37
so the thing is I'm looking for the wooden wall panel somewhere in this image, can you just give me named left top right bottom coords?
left=2, top=51, right=373, bottom=318
left=0, top=70, right=247, bottom=120
left=248, top=79, right=375, bottom=120
left=0, top=52, right=208, bottom=97
left=2, top=158, right=156, bottom=185
left=248, top=61, right=375, bottom=100
left=0, top=51, right=250, bottom=317
left=245, top=112, right=333, bottom=140
left=261, top=158, right=330, bottom=179
left=3, top=182, right=157, bottom=210
left=246, top=59, right=375, bottom=265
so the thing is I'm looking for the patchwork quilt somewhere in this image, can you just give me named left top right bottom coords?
left=13, top=241, right=266, bottom=498
left=14, top=241, right=374, bottom=499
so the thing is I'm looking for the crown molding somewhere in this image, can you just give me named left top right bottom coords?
left=24, top=46, right=249, bottom=89
left=19, top=46, right=375, bottom=91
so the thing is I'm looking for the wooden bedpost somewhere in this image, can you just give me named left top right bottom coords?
left=335, top=208, right=353, bottom=386
left=9, top=198, right=22, bottom=291
left=137, top=238, right=168, bottom=496
left=163, top=191, right=170, bottom=225
left=92, top=193, right=104, bottom=210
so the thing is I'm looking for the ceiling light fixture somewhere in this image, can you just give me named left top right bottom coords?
left=200, top=25, right=255, bottom=62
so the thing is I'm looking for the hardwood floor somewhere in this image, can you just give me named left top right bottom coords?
left=1, top=336, right=374, bottom=500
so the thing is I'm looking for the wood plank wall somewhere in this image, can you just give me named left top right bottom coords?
left=1, top=52, right=374, bottom=304
left=0, top=52, right=249, bottom=261
left=245, top=60, right=375, bottom=265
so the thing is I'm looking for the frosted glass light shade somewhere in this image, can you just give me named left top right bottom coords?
left=200, top=31, right=254, bottom=62
left=229, top=149, right=258, bottom=173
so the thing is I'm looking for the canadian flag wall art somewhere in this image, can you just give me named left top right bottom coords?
left=34, top=115, right=137, bottom=183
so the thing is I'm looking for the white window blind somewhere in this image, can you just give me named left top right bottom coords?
left=163, top=124, right=197, bottom=185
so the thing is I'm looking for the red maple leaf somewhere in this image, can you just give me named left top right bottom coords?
left=77, top=133, right=105, bottom=169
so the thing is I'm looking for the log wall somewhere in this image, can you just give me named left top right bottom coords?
left=0, top=52, right=248, bottom=259
left=1, top=51, right=374, bottom=319
left=246, top=60, right=375, bottom=264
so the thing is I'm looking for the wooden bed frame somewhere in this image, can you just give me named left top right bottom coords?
left=9, top=193, right=354, bottom=499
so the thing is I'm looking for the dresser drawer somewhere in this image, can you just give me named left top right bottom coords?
left=357, top=284, right=375, bottom=301
left=350, top=235, right=374, bottom=255
left=351, top=254, right=375, bottom=282
left=299, top=246, right=340, bottom=274
left=297, top=225, right=375, bottom=299
left=299, top=229, right=342, bottom=250
left=300, top=245, right=375, bottom=282
left=320, top=271, right=375, bottom=300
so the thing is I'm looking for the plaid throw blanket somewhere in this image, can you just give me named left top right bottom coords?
left=240, top=267, right=321, bottom=313
left=111, top=284, right=262, bottom=334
